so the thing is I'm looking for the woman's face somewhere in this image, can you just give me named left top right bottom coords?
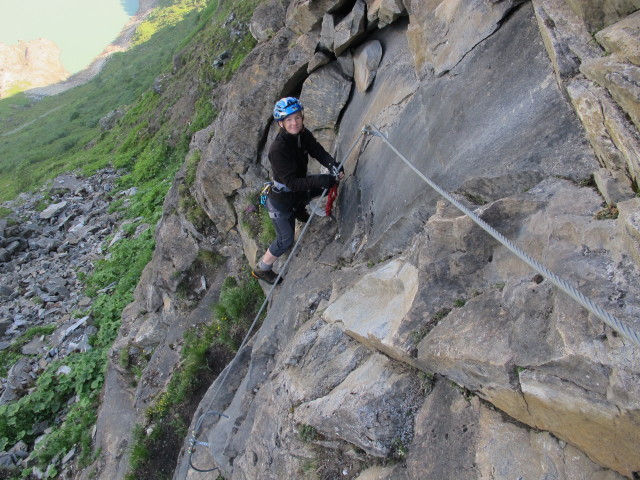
left=279, top=112, right=303, bottom=135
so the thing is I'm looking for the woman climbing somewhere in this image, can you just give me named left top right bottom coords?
left=252, top=97, right=344, bottom=284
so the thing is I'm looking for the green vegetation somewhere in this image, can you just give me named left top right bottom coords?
left=594, top=203, right=619, bottom=220
left=298, top=424, right=320, bottom=443
left=0, top=0, right=258, bottom=203
left=389, top=437, right=409, bottom=462
left=461, top=192, right=487, bottom=205
left=211, top=274, right=266, bottom=350
left=417, top=370, right=435, bottom=395
left=453, top=298, right=466, bottom=308
left=0, top=0, right=263, bottom=475
left=239, top=193, right=277, bottom=249
left=125, top=273, right=265, bottom=479
left=0, top=325, right=57, bottom=377
left=410, top=307, right=452, bottom=345
left=301, top=458, right=320, bottom=479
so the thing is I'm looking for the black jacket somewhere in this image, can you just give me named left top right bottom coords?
left=268, top=128, right=337, bottom=193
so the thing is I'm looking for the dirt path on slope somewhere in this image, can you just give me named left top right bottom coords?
left=1, top=104, right=66, bottom=136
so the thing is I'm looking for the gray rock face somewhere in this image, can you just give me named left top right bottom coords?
left=167, top=2, right=640, bottom=480
left=353, top=40, right=382, bottom=92
left=286, top=0, right=350, bottom=35
left=365, top=0, right=406, bottom=28
left=407, top=0, right=526, bottom=78
left=334, top=0, right=367, bottom=56
left=565, top=0, right=640, bottom=31
left=582, top=57, right=640, bottom=133
left=249, top=0, right=287, bottom=42
left=301, top=62, right=353, bottom=150
left=596, top=10, right=640, bottom=65
left=293, top=354, right=421, bottom=457
left=77, top=0, right=640, bottom=479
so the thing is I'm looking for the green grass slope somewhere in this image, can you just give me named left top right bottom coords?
left=0, top=0, right=261, bottom=477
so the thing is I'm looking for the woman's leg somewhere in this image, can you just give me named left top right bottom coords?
left=254, top=201, right=295, bottom=284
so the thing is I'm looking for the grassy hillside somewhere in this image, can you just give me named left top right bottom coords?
left=0, top=0, right=257, bottom=203
left=0, top=0, right=261, bottom=477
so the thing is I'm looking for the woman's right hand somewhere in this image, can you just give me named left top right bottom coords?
left=316, top=174, right=337, bottom=190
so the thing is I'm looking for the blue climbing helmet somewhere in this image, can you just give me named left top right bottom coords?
left=273, top=97, right=303, bottom=121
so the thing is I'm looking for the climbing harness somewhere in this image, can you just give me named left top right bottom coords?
left=259, top=182, right=272, bottom=205
left=363, top=123, right=640, bottom=349
left=185, top=132, right=366, bottom=475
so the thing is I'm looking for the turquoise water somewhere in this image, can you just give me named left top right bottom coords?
left=0, top=0, right=139, bottom=74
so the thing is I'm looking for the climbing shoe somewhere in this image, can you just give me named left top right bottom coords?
left=251, top=268, right=283, bottom=285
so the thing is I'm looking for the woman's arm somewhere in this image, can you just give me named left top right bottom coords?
left=271, top=147, right=336, bottom=191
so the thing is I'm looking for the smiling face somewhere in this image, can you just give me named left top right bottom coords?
left=279, top=112, right=304, bottom=135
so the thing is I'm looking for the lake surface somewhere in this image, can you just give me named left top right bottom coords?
left=0, top=0, right=139, bottom=74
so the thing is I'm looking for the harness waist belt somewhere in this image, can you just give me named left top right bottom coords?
left=272, top=180, right=292, bottom=192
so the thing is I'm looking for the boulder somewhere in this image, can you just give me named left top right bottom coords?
left=565, top=0, right=640, bottom=31
left=307, top=50, right=331, bottom=73
left=334, top=0, right=367, bottom=56
left=98, top=109, right=124, bottom=131
left=337, top=50, right=355, bottom=78
left=300, top=62, right=353, bottom=151
left=353, top=40, right=383, bottom=92
left=49, top=175, right=82, bottom=196
left=0, top=358, right=34, bottom=405
left=593, top=167, right=635, bottom=205
left=0, top=285, right=14, bottom=300
left=39, top=201, right=67, bottom=220
left=566, top=78, right=640, bottom=182
left=582, top=56, right=640, bottom=133
left=286, top=0, right=350, bottom=35
left=365, top=0, right=406, bottom=28
left=153, top=73, right=169, bottom=94
left=293, top=353, right=422, bottom=457
left=319, top=13, right=336, bottom=52
left=0, top=318, right=11, bottom=336
left=249, top=0, right=286, bottom=42
left=596, top=10, right=640, bottom=66
left=323, top=259, right=419, bottom=364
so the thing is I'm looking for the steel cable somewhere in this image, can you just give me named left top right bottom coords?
left=364, top=123, right=640, bottom=348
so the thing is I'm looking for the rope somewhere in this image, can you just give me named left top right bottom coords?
left=185, top=130, right=366, bottom=475
left=325, top=184, right=339, bottom=216
left=364, top=123, right=640, bottom=349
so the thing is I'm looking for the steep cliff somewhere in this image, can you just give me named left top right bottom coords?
left=88, top=0, right=640, bottom=479
left=0, top=39, right=69, bottom=98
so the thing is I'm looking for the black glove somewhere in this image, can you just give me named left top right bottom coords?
left=315, top=174, right=337, bottom=190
